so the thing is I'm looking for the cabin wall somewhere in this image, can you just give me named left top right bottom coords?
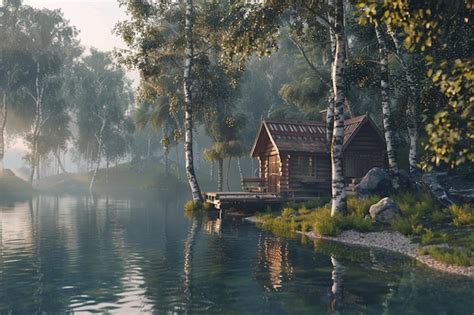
left=344, top=124, right=386, bottom=178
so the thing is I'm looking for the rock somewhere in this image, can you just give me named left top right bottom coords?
left=447, top=174, right=474, bottom=204
left=356, top=167, right=392, bottom=198
left=369, top=197, right=401, bottom=224
left=421, top=172, right=453, bottom=207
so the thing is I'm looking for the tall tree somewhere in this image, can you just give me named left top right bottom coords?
left=375, top=24, right=400, bottom=189
left=330, top=0, right=347, bottom=214
left=183, top=0, right=202, bottom=202
left=17, top=6, right=80, bottom=183
left=73, top=49, right=133, bottom=192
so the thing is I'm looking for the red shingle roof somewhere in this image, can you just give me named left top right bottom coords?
left=251, top=113, right=382, bottom=157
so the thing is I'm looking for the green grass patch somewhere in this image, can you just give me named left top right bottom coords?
left=449, top=203, right=474, bottom=227
left=418, top=246, right=473, bottom=267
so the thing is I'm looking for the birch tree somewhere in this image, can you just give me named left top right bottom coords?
left=183, top=0, right=202, bottom=202
left=330, top=0, right=347, bottom=215
left=375, top=24, right=400, bottom=189
left=73, top=49, right=133, bottom=192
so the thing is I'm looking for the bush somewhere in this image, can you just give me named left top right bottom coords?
left=421, top=228, right=434, bottom=245
left=184, top=200, right=214, bottom=212
left=347, top=195, right=380, bottom=218
left=312, top=208, right=373, bottom=237
left=282, top=207, right=295, bottom=218
left=418, top=246, right=472, bottom=267
left=391, top=217, right=413, bottom=235
left=449, top=204, right=474, bottom=227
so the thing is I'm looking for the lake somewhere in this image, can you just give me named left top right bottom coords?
left=0, top=194, right=472, bottom=314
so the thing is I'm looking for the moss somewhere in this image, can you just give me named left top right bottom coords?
left=184, top=200, right=202, bottom=212
left=418, top=246, right=473, bottom=267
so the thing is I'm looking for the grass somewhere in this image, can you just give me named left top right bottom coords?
left=256, top=196, right=376, bottom=238
left=256, top=192, right=473, bottom=269
left=418, top=246, right=472, bottom=267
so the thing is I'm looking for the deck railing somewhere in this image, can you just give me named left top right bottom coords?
left=241, top=177, right=267, bottom=192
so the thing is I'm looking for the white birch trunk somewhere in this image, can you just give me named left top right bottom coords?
left=183, top=0, right=203, bottom=202
left=0, top=91, right=7, bottom=172
left=237, top=157, right=243, bottom=182
left=89, top=115, right=106, bottom=192
left=218, top=158, right=223, bottom=192
left=389, top=31, right=419, bottom=174
left=330, top=0, right=347, bottom=216
left=29, top=62, right=46, bottom=184
left=53, top=150, right=68, bottom=174
left=375, top=25, right=400, bottom=189
left=326, top=0, right=336, bottom=145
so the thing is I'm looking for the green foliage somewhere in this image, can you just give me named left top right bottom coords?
left=418, top=246, right=472, bottom=267
left=421, top=228, right=434, bottom=245
left=347, top=195, right=380, bottom=218
left=449, top=204, right=474, bottom=227
left=281, top=207, right=295, bottom=218
left=391, top=216, right=414, bottom=235
left=356, top=0, right=473, bottom=169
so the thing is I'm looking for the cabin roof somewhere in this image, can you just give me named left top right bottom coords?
left=250, top=113, right=383, bottom=157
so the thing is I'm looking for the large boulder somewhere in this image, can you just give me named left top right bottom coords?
left=355, top=167, right=392, bottom=198
left=369, top=197, right=401, bottom=224
left=421, top=172, right=453, bottom=207
left=422, top=172, right=474, bottom=206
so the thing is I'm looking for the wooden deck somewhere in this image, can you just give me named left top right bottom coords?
left=204, top=192, right=283, bottom=211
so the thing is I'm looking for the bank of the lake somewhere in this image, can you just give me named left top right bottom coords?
left=0, top=169, right=35, bottom=201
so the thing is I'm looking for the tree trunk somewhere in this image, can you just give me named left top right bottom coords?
left=375, top=25, right=400, bottom=189
left=218, top=158, right=223, bottom=192
left=183, top=0, right=203, bottom=202
left=175, top=145, right=181, bottom=180
left=237, top=157, right=243, bottom=182
left=89, top=115, right=106, bottom=192
left=330, top=0, right=347, bottom=216
left=389, top=31, right=419, bottom=174
left=326, top=1, right=336, bottom=145
left=53, top=150, right=68, bottom=174
left=226, top=157, right=232, bottom=192
left=0, top=91, right=7, bottom=171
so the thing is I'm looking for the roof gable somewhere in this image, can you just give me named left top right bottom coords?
left=250, top=114, right=385, bottom=156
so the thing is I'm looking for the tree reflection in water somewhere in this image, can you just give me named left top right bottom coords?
left=330, top=255, right=345, bottom=314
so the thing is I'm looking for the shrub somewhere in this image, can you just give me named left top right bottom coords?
left=418, top=246, right=472, bottom=267
left=421, top=228, right=434, bottom=245
left=391, top=217, right=413, bottom=235
left=312, top=208, right=373, bottom=237
left=298, top=206, right=311, bottom=215
left=347, top=195, right=380, bottom=218
left=282, top=207, right=296, bottom=218
left=183, top=200, right=207, bottom=212
left=449, top=204, right=474, bottom=227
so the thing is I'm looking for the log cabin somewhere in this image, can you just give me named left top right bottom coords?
left=242, top=113, right=387, bottom=197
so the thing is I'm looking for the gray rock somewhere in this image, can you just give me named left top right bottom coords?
left=421, top=172, right=453, bottom=207
left=356, top=167, right=392, bottom=198
left=369, top=197, right=401, bottom=224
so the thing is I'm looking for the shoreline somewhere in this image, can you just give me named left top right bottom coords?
left=244, top=216, right=474, bottom=278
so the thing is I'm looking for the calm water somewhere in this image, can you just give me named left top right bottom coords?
left=0, top=194, right=472, bottom=314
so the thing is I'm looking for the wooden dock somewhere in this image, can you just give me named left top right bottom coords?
left=204, top=192, right=283, bottom=211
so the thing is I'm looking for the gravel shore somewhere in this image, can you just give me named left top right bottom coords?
left=244, top=216, right=473, bottom=277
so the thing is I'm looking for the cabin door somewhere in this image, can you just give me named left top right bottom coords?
left=268, top=155, right=279, bottom=193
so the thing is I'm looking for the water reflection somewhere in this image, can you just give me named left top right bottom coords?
left=0, top=195, right=472, bottom=314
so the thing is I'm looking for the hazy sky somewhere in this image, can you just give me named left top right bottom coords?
left=24, top=0, right=129, bottom=51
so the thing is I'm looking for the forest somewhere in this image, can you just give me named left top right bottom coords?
left=0, top=0, right=472, bottom=313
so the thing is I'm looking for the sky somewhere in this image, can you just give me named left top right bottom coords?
left=6, top=0, right=134, bottom=170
